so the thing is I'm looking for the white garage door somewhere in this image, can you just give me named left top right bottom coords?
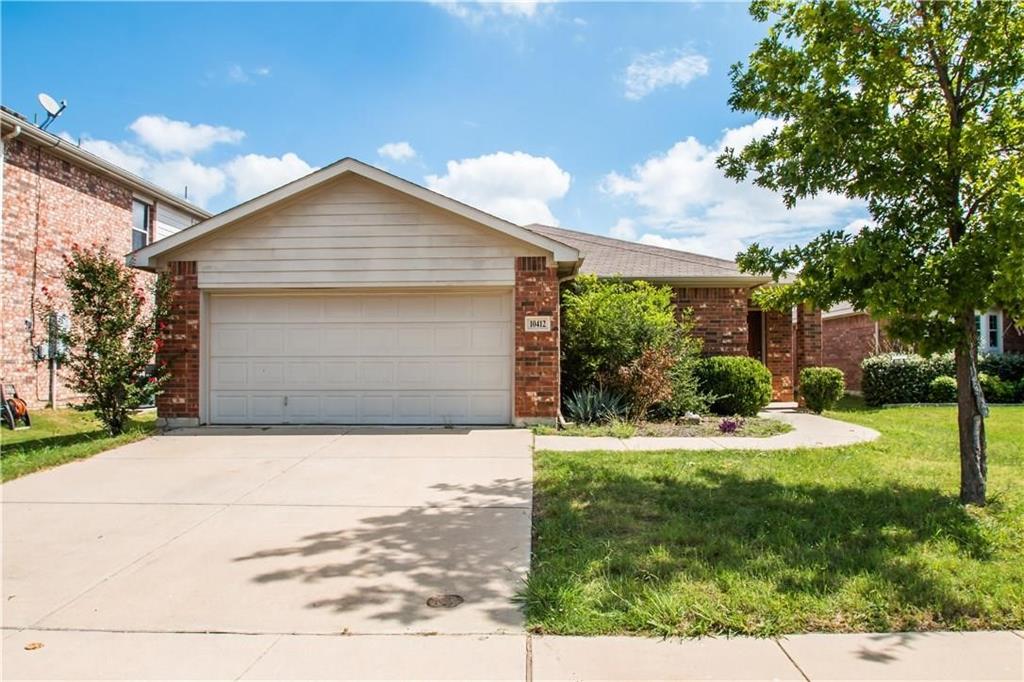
left=207, top=291, right=512, bottom=424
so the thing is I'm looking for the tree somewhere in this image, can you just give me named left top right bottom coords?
left=45, top=246, right=171, bottom=435
left=719, top=0, right=1024, bottom=505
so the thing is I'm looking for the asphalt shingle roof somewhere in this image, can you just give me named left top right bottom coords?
left=526, top=224, right=769, bottom=282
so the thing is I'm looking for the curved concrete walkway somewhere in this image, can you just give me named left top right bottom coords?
left=535, top=407, right=880, bottom=452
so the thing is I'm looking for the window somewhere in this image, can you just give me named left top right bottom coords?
left=977, top=309, right=1003, bottom=354
left=132, top=200, right=150, bottom=251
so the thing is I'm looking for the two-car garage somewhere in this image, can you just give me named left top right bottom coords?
left=207, top=291, right=513, bottom=425
left=132, top=158, right=578, bottom=427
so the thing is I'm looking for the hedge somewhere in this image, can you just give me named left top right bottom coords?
left=862, top=352, right=1024, bottom=405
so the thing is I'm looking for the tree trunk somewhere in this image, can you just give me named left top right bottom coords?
left=955, top=309, right=988, bottom=506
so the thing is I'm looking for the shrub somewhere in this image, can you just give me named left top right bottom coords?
left=979, top=373, right=1015, bottom=403
left=560, top=274, right=707, bottom=418
left=561, top=275, right=678, bottom=393
left=44, top=246, right=170, bottom=435
left=718, top=416, right=745, bottom=433
left=697, top=356, right=773, bottom=417
left=563, top=386, right=629, bottom=425
left=861, top=353, right=933, bottom=405
left=798, top=367, right=845, bottom=414
left=612, top=345, right=676, bottom=421
left=979, top=352, right=1024, bottom=383
left=928, top=375, right=958, bottom=403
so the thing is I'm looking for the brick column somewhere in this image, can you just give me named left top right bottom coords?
left=514, top=256, right=559, bottom=424
left=156, top=261, right=200, bottom=425
left=673, top=287, right=750, bottom=355
left=795, top=304, right=823, bottom=375
left=765, top=310, right=794, bottom=401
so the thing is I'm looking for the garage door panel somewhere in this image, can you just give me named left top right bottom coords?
left=208, top=292, right=512, bottom=424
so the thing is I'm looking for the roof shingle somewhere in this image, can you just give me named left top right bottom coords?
left=526, top=224, right=770, bottom=283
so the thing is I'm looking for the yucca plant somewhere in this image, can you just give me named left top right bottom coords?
left=563, top=387, right=628, bottom=425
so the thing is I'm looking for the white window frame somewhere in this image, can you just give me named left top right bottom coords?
left=976, top=309, right=1003, bottom=354
left=132, top=199, right=151, bottom=251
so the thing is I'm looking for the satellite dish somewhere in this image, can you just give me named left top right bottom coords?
left=37, top=92, right=67, bottom=131
left=38, top=93, right=61, bottom=116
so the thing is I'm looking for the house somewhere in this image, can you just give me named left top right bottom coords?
left=1, top=106, right=209, bottom=407
left=823, top=303, right=1024, bottom=392
left=132, top=157, right=823, bottom=427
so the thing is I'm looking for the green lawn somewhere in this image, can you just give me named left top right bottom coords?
left=524, top=397, right=1024, bottom=637
left=1, top=409, right=157, bottom=482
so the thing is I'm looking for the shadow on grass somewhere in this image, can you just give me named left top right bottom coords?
left=0, top=420, right=153, bottom=458
left=526, top=463, right=1000, bottom=635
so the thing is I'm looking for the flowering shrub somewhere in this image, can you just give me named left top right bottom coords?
left=45, top=246, right=171, bottom=435
left=718, top=416, right=745, bottom=433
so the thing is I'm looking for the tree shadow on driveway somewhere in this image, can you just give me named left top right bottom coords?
left=232, top=478, right=532, bottom=630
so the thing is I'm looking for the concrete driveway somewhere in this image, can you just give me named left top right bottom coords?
left=2, top=427, right=532, bottom=642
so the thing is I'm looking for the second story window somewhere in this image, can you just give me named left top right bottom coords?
left=132, top=200, right=151, bottom=251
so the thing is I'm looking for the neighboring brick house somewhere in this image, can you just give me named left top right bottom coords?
left=527, top=225, right=822, bottom=401
left=1, top=107, right=208, bottom=407
left=823, top=303, right=1024, bottom=392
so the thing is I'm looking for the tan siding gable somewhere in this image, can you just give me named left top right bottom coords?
left=175, top=175, right=546, bottom=288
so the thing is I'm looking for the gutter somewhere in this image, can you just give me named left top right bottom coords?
left=0, top=111, right=210, bottom=220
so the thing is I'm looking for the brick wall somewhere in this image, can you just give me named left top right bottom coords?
left=822, top=313, right=878, bottom=391
left=1, top=137, right=135, bottom=407
left=765, top=310, right=794, bottom=400
left=795, top=304, right=823, bottom=372
left=514, top=256, right=559, bottom=422
left=1003, top=317, right=1024, bottom=354
left=156, top=261, right=200, bottom=421
left=673, top=287, right=749, bottom=355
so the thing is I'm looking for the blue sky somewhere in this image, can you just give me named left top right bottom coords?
left=2, top=1, right=867, bottom=259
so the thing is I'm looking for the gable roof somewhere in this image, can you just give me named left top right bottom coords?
left=526, top=224, right=772, bottom=285
left=1, top=107, right=209, bottom=221
left=130, top=157, right=579, bottom=269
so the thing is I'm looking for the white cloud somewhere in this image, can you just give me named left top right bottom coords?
left=377, top=141, right=417, bottom=162
left=225, top=64, right=272, bottom=84
left=609, top=217, right=637, bottom=240
left=147, top=158, right=227, bottom=206
left=601, top=118, right=867, bottom=259
left=224, top=152, right=317, bottom=202
left=430, top=0, right=555, bottom=24
left=624, top=49, right=710, bottom=100
left=60, top=118, right=312, bottom=209
left=129, top=115, right=245, bottom=156
left=426, top=151, right=571, bottom=226
left=60, top=133, right=150, bottom=176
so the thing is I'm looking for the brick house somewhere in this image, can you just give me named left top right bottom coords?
left=1, top=107, right=209, bottom=407
left=527, top=225, right=821, bottom=402
left=130, top=157, right=821, bottom=427
left=823, top=303, right=1024, bottom=392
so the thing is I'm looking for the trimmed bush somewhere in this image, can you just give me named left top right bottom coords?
left=564, top=386, right=629, bottom=425
left=979, top=373, right=1015, bottom=403
left=927, top=375, right=958, bottom=403
left=862, top=353, right=933, bottom=405
left=697, top=356, right=773, bottom=417
left=863, top=351, right=1024, bottom=405
left=798, top=367, right=846, bottom=413
left=979, top=353, right=1024, bottom=383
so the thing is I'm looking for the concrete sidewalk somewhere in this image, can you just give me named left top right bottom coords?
left=3, top=630, right=1021, bottom=680
left=535, top=408, right=880, bottom=452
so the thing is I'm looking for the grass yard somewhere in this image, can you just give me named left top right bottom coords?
left=1, top=409, right=157, bottom=482
left=524, top=397, right=1024, bottom=636
left=534, top=416, right=792, bottom=439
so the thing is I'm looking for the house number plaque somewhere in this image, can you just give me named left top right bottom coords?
left=525, top=316, right=552, bottom=332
